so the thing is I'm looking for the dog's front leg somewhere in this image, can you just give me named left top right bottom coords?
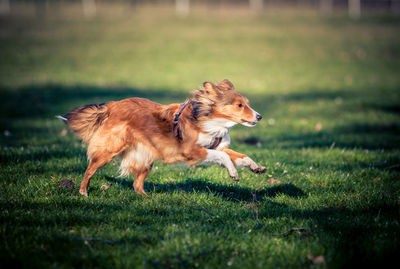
left=221, top=148, right=266, bottom=174
left=201, top=149, right=239, bottom=181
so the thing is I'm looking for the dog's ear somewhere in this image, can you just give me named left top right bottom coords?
left=203, top=81, right=221, bottom=96
left=217, top=79, right=234, bottom=91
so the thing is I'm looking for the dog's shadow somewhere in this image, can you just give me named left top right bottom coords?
left=105, top=176, right=306, bottom=202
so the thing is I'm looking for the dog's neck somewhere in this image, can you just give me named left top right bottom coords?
left=171, top=101, right=236, bottom=140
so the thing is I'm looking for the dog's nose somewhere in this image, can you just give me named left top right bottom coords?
left=256, top=114, right=262, bottom=121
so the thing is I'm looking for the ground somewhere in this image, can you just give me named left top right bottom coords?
left=0, top=3, right=399, bottom=268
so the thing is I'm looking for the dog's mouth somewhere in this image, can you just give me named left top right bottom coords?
left=241, top=120, right=257, bottom=127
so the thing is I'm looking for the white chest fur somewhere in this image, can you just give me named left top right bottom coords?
left=196, top=118, right=236, bottom=148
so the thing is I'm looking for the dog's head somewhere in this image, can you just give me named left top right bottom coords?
left=191, top=79, right=262, bottom=127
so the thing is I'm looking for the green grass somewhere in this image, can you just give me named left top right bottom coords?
left=1, top=3, right=400, bottom=268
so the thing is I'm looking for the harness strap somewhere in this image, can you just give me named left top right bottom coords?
left=173, top=100, right=191, bottom=141
left=173, top=100, right=222, bottom=149
left=207, top=136, right=222, bottom=150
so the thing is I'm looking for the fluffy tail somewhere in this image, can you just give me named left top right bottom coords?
left=57, top=103, right=109, bottom=143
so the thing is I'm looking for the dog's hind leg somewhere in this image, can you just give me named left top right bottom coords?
left=119, top=143, right=156, bottom=195
left=80, top=151, right=118, bottom=196
left=80, top=157, right=109, bottom=196
left=221, top=149, right=266, bottom=174
left=80, top=127, right=127, bottom=196
left=133, top=166, right=152, bottom=195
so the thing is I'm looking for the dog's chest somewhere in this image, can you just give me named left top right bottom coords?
left=197, top=132, right=222, bottom=148
left=196, top=118, right=236, bottom=148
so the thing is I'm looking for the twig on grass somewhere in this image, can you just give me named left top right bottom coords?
left=206, top=185, right=215, bottom=196
left=251, top=192, right=262, bottom=229
left=384, top=163, right=400, bottom=170
left=270, top=227, right=318, bottom=236
left=144, top=245, right=219, bottom=269
left=70, top=236, right=124, bottom=245
left=179, top=190, right=225, bottom=224
left=329, top=142, right=336, bottom=151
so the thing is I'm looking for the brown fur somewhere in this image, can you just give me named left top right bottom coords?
left=65, top=103, right=109, bottom=143
left=62, top=80, right=266, bottom=196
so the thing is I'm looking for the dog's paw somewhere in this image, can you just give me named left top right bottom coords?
left=134, top=185, right=148, bottom=196
left=230, top=175, right=240, bottom=182
left=79, top=189, right=88, bottom=197
left=251, top=166, right=267, bottom=174
left=135, top=189, right=148, bottom=196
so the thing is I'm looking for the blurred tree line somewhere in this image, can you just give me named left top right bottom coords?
left=1, top=0, right=399, bottom=18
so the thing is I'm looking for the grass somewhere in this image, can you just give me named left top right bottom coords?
left=1, top=3, right=400, bottom=268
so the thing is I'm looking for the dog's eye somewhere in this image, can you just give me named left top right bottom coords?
left=237, top=104, right=243, bottom=108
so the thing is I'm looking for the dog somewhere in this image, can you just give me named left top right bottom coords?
left=58, top=80, right=266, bottom=196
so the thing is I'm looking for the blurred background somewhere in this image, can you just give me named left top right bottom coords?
left=0, top=1, right=399, bottom=148
left=0, top=0, right=399, bottom=92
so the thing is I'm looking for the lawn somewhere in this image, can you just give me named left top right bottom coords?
left=0, top=3, right=400, bottom=268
